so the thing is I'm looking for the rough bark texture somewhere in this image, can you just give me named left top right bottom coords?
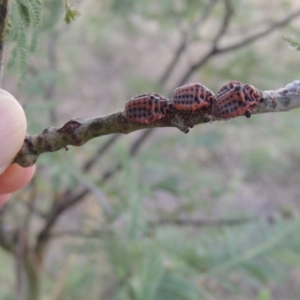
left=13, top=80, right=300, bottom=167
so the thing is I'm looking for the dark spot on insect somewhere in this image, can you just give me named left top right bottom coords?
left=245, top=110, right=251, bottom=118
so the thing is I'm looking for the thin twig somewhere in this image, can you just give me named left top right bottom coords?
left=47, top=229, right=101, bottom=239
left=177, top=6, right=300, bottom=86
left=159, top=0, right=217, bottom=86
left=174, top=0, right=233, bottom=87
left=82, top=134, right=121, bottom=171
left=150, top=217, right=255, bottom=228
left=218, top=7, right=300, bottom=53
left=0, top=0, right=9, bottom=87
left=211, top=0, right=233, bottom=46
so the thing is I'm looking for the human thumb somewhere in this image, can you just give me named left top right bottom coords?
left=0, top=89, right=27, bottom=174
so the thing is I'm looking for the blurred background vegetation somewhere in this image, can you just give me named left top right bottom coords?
left=1, top=0, right=300, bottom=299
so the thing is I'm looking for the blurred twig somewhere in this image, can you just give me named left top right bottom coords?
left=159, top=0, right=218, bottom=86
left=177, top=5, right=300, bottom=86
left=47, top=229, right=101, bottom=239
left=0, top=0, right=9, bottom=87
left=82, top=134, right=121, bottom=172
left=14, top=180, right=40, bottom=300
left=150, top=217, right=255, bottom=228
left=175, top=0, right=233, bottom=87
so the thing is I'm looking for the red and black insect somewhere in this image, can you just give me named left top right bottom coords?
left=124, top=93, right=171, bottom=125
left=212, top=81, right=262, bottom=119
left=214, top=81, right=241, bottom=100
left=171, top=83, right=216, bottom=118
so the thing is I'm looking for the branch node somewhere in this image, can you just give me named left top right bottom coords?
left=170, top=114, right=190, bottom=133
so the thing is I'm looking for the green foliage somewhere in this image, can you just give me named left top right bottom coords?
left=283, top=37, right=300, bottom=51
left=59, top=213, right=300, bottom=300
left=64, top=0, right=80, bottom=24
left=7, top=0, right=79, bottom=77
left=0, top=250, right=14, bottom=300
left=257, top=289, right=271, bottom=300
left=7, top=0, right=43, bottom=75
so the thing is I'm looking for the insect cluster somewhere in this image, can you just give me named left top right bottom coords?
left=124, top=81, right=263, bottom=127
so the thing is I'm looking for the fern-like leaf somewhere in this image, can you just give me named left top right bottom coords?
left=7, top=0, right=43, bottom=76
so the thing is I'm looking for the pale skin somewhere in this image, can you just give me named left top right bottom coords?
left=0, top=89, right=35, bottom=206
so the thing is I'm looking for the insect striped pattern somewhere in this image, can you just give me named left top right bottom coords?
left=212, top=81, right=262, bottom=119
left=171, top=83, right=216, bottom=118
left=124, top=93, right=171, bottom=125
left=214, top=81, right=241, bottom=99
left=124, top=81, right=263, bottom=125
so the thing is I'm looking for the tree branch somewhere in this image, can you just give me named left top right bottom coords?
left=176, top=6, right=300, bottom=86
left=218, top=7, right=300, bottom=53
left=13, top=80, right=300, bottom=168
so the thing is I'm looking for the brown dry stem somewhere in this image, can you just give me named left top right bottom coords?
left=12, top=80, right=300, bottom=168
